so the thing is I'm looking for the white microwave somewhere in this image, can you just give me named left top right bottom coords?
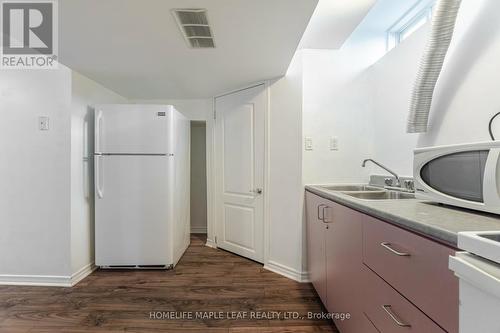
left=414, top=141, right=500, bottom=215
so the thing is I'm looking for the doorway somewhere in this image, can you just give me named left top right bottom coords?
left=190, top=121, right=208, bottom=236
left=214, top=84, right=267, bottom=263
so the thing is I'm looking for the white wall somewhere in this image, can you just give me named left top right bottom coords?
left=70, top=71, right=127, bottom=275
left=297, top=42, right=377, bottom=279
left=190, top=122, right=207, bottom=234
left=298, top=0, right=446, bottom=184
left=369, top=26, right=428, bottom=176
left=302, top=49, right=373, bottom=184
left=298, top=2, right=413, bottom=186
left=0, top=66, right=126, bottom=284
left=371, top=0, right=500, bottom=176
left=266, top=52, right=306, bottom=279
left=301, top=0, right=500, bottom=182
left=265, top=44, right=376, bottom=279
left=0, top=68, right=73, bottom=278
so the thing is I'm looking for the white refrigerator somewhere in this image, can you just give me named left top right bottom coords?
left=94, top=104, right=190, bottom=269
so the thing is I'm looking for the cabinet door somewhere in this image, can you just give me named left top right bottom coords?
left=305, top=192, right=328, bottom=306
left=326, top=202, right=364, bottom=333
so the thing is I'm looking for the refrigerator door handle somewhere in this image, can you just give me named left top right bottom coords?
left=96, top=110, right=103, bottom=153
left=96, top=155, right=104, bottom=199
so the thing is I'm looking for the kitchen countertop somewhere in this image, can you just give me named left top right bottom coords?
left=306, top=185, right=500, bottom=248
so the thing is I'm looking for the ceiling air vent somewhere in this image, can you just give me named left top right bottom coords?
left=172, top=9, right=215, bottom=48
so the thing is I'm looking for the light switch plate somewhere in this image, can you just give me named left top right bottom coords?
left=305, top=137, right=313, bottom=151
left=39, top=116, right=49, bottom=131
left=330, top=136, right=339, bottom=151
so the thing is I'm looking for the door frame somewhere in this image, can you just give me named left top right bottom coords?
left=206, top=81, right=271, bottom=265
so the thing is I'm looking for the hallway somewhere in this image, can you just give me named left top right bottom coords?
left=0, top=235, right=336, bottom=332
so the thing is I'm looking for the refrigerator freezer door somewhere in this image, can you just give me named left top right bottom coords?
left=95, top=105, right=172, bottom=154
left=95, top=155, right=172, bottom=266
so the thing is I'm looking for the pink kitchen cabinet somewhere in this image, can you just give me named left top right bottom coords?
left=362, top=265, right=446, bottom=333
left=325, top=201, right=364, bottom=333
left=305, top=190, right=458, bottom=333
left=363, top=215, right=458, bottom=333
left=306, top=191, right=328, bottom=306
left=362, top=312, right=382, bottom=333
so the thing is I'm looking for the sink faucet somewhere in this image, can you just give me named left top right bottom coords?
left=362, top=159, right=401, bottom=187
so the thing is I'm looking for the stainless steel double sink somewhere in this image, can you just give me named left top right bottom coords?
left=319, top=184, right=416, bottom=201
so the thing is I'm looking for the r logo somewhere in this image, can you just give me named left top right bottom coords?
left=2, top=2, right=53, bottom=54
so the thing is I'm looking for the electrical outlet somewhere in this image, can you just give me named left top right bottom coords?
left=39, top=116, right=49, bottom=131
left=305, top=137, right=313, bottom=151
left=330, top=136, right=339, bottom=151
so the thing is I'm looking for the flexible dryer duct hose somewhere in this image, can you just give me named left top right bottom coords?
left=407, top=0, right=462, bottom=133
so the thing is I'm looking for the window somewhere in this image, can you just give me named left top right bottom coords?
left=387, top=0, right=435, bottom=51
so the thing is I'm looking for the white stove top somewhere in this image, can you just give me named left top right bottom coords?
left=458, top=231, right=500, bottom=265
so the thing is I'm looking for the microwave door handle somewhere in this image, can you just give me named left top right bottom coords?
left=483, top=148, right=500, bottom=206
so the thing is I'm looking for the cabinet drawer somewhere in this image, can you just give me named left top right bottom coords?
left=363, top=266, right=446, bottom=333
left=363, top=215, right=458, bottom=333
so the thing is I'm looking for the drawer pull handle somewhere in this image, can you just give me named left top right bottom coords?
left=380, top=242, right=411, bottom=257
left=382, top=305, right=411, bottom=328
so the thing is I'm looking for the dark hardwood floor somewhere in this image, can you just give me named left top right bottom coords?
left=0, top=234, right=337, bottom=332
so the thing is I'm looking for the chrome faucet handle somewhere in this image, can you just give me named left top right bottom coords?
left=384, top=178, right=394, bottom=186
left=404, top=180, right=415, bottom=191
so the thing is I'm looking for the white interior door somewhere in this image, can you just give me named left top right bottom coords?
left=215, top=84, right=266, bottom=263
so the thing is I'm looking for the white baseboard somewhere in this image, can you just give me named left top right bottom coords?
left=0, top=262, right=96, bottom=287
left=71, top=262, right=97, bottom=286
left=264, top=260, right=310, bottom=283
left=205, top=238, right=217, bottom=249
left=191, top=226, right=208, bottom=234
left=301, top=271, right=311, bottom=283
left=0, top=274, right=73, bottom=287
